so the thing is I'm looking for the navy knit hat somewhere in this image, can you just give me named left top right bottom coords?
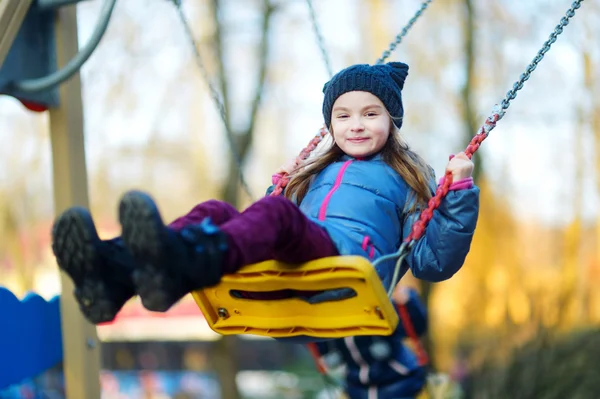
left=322, top=62, right=409, bottom=129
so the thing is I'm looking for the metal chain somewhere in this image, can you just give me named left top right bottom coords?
left=277, top=1, right=436, bottom=196
left=376, top=0, right=434, bottom=65
left=171, top=1, right=255, bottom=200
left=500, top=0, right=583, bottom=110
left=307, top=0, right=434, bottom=74
left=306, top=0, right=334, bottom=78
left=378, top=0, right=585, bottom=297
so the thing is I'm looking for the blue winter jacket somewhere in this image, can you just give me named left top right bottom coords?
left=298, top=153, right=479, bottom=289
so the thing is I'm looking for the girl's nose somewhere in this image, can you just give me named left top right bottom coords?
left=350, top=118, right=365, bottom=132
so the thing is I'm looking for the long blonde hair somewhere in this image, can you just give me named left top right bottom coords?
left=284, top=123, right=434, bottom=213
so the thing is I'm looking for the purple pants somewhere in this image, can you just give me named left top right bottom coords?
left=168, top=196, right=339, bottom=274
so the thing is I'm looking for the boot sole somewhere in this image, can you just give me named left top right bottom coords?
left=119, top=191, right=181, bottom=312
left=51, top=208, right=121, bottom=324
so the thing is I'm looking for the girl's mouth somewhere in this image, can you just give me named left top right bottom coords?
left=348, top=137, right=368, bottom=143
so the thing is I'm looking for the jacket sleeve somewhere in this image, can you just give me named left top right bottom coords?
left=402, top=184, right=479, bottom=282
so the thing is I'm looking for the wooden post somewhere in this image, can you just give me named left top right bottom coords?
left=48, top=5, right=102, bottom=399
left=0, top=0, right=33, bottom=65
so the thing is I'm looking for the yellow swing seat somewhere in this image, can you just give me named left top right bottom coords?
left=191, top=255, right=399, bottom=339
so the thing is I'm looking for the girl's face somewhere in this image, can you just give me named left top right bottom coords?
left=330, top=91, right=392, bottom=158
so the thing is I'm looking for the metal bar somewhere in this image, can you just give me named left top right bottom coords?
left=15, top=0, right=117, bottom=93
left=0, top=0, right=33, bottom=66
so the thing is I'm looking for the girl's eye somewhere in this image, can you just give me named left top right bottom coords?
left=336, top=114, right=349, bottom=119
left=366, top=112, right=377, bottom=117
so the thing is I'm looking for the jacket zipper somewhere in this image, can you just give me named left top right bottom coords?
left=318, top=160, right=353, bottom=221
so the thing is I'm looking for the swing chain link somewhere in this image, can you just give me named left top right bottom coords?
left=171, top=1, right=255, bottom=200
left=306, top=0, right=334, bottom=78
left=376, top=0, right=434, bottom=65
left=500, top=0, right=582, bottom=110
left=387, top=0, right=584, bottom=294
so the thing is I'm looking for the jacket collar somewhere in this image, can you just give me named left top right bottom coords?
left=339, top=152, right=383, bottom=162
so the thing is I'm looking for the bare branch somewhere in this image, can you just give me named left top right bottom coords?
left=241, top=0, right=275, bottom=152
left=210, top=0, right=232, bottom=133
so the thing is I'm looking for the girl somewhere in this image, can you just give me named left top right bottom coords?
left=52, top=62, right=479, bottom=398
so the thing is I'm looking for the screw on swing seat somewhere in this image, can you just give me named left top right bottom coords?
left=217, top=308, right=229, bottom=319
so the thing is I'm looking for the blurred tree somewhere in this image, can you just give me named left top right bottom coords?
left=212, top=0, right=275, bottom=207
left=206, top=1, right=276, bottom=398
left=461, top=0, right=480, bottom=181
left=585, top=22, right=600, bottom=322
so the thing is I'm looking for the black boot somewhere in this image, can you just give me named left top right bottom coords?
left=118, top=190, right=228, bottom=312
left=52, top=207, right=136, bottom=324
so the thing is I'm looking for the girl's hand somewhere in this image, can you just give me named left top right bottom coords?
left=446, top=152, right=474, bottom=181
